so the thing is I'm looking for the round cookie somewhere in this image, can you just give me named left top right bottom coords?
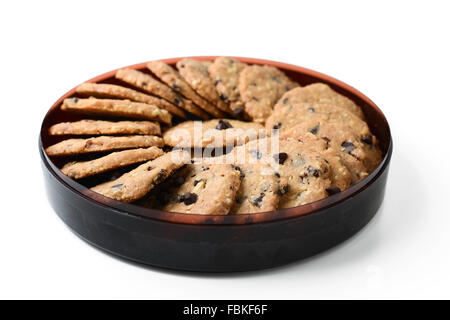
left=280, top=121, right=373, bottom=183
left=147, top=61, right=226, bottom=118
left=90, top=150, right=190, bottom=203
left=45, top=135, right=164, bottom=157
left=238, top=65, right=299, bottom=124
left=49, top=120, right=161, bottom=136
left=76, top=82, right=187, bottom=119
left=288, top=132, right=352, bottom=191
left=266, top=102, right=371, bottom=140
left=273, top=83, right=365, bottom=120
left=61, top=97, right=172, bottom=125
left=176, top=59, right=231, bottom=114
left=237, top=138, right=332, bottom=208
left=208, top=57, right=247, bottom=116
left=161, top=164, right=241, bottom=215
left=61, top=146, right=164, bottom=179
left=229, top=163, right=281, bottom=214
left=115, top=68, right=208, bottom=120
left=163, top=119, right=265, bottom=148
left=281, top=118, right=381, bottom=173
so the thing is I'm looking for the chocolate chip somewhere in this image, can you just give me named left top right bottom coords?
left=361, top=135, right=373, bottom=145
left=111, top=183, right=123, bottom=190
left=308, top=107, right=315, bottom=113
left=231, top=165, right=245, bottom=178
left=273, top=123, right=282, bottom=130
left=250, top=150, right=262, bottom=159
left=174, top=176, right=185, bottom=186
left=154, top=169, right=167, bottom=183
left=173, top=83, right=181, bottom=90
left=236, top=196, right=247, bottom=204
left=341, top=141, right=355, bottom=153
left=215, top=119, right=233, bottom=130
left=161, top=193, right=172, bottom=204
left=307, top=166, right=320, bottom=177
left=275, top=172, right=280, bottom=178
left=273, top=152, right=288, bottom=164
left=179, top=64, right=185, bottom=68
left=214, top=79, right=221, bottom=85
left=326, top=186, right=341, bottom=196
left=201, top=166, right=210, bottom=171
left=309, top=125, right=319, bottom=135
left=174, top=97, right=182, bottom=106
left=71, top=97, right=78, bottom=102
left=285, top=86, right=291, bottom=91
left=232, top=107, right=244, bottom=117
left=193, top=179, right=202, bottom=186
left=147, top=166, right=153, bottom=171
left=282, top=98, right=288, bottom=104
left=252, top=97, right=259, bottom=102
left=181, top=192, right=198, bottom=205
left=251, top=193, right=265, bottom=207
left=276, top=185, right=289, bottom=195
left=322, top=137, right=330, bottom=149
left=219, top=93, right=228, bottom=101
left=141, top=81, right=147, bottom=87
left=272, top=76, right=281, bottom=83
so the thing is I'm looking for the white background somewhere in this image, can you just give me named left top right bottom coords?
left=1, top=0, right=449, bottom=300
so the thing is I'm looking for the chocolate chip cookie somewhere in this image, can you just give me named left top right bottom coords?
left=163, top=119, right=265, bottom=148
left=115, top=68, right=209, bottom=119
left=91, top=149, right=190, bottom=202
left=231, top=138, right=332, bottom=208
left=238, top=65, right=298, bottom=123
left=76, top=82, right=187, bottom=118
left=61, top=97, right=172, bottom=125
left=273, top=83, right=365, bottom=119
left=61, top=146, right=164, bottom=179
left=49, top=120, right=161, bottom=136
left=147, top=61, right=226, bottom=118
left=45, top=135, right=164, bottom=156
left=283, top=132, right=352, bottom=191
left=161, top=164, right=241, bottom=215
left=229, top=163, right=281, bottom=214
left=281, top=119, right=381, bottom=178
left=266, top=102, right=370, bottom=140
left=176, top=59, right=231, bottom=114
left=208, top=57, right=247, bottom=116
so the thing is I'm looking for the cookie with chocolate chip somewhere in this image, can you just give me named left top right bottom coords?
left=147, top=61, right=226, bottom=118
left=61, top=97, right=172, bottom=125
left=208, top=57, right=247, bottom=116
left=91, top=149, right=190, bottom=202
left=115, top=68, right=209, bottom=119
left=273, top=83, right=365, bottom=119
left=162, top=119, right=265, bottom=148
left=238, top=65, right=299, bottom=123
left=282, top=132, right=352, bottom=191
left=161, top=164, right=241, bottom=215
left=231, top=138, right=332, bottom=208
left=45, top=135, right=164, bottom=156
left=281, top=119, right=381, bottom=178
left=61, top=146, right=164, bottom=179
left=176, top=59, right=232, bottom=114
left=266, top=102, right=371, bottom=140
left=49, top=120, right=161, bottom=136
left=76, top=83, right=187, bottom=119
left=229, top=163, right=281, bottom=214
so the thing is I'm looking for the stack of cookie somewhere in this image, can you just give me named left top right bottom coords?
left=45, top=57, right=382, bottom=215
